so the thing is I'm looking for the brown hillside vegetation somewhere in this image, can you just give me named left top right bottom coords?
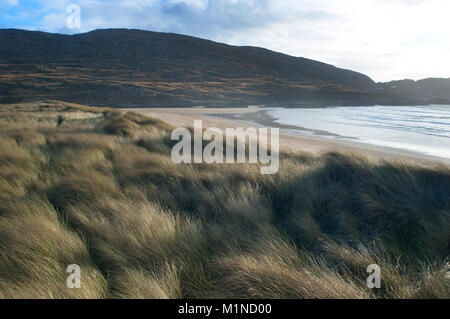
left=0, top=29, right=375, bottom=108
left=2, top=29, right=450, bottom=107
left=0, top=101, right=449, bottom=298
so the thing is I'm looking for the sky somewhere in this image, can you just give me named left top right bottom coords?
left=1, top=0, right=449, bottom=82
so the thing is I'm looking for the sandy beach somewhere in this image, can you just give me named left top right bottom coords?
left=124, top=107, right=450, bottom=166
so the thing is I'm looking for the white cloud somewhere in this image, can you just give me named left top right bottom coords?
left=215, top=0, right=450, bottom=82
left=0, top=0, right=19, bottom=6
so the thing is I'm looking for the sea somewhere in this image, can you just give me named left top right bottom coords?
left=265, top=105, right=450, bottom=159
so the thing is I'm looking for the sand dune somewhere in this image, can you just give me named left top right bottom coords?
left=125, top=108, right=450, bottom=166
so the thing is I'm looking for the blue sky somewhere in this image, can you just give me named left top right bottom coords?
left=1, top=0, right=449, bottom=82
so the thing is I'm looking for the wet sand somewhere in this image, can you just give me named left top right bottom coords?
left=124, top=107, right=450, bottom=166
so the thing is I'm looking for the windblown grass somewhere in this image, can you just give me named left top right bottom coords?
left=0, top=101, right=448, bottom=299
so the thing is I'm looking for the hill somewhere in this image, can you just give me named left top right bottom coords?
left=379, top=78, right=450, bottom=105
left=0, top=28, right=449, bottom=107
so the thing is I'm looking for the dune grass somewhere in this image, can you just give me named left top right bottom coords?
left=0, top=101, right=448, bottom=299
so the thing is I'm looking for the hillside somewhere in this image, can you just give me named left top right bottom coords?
left=0, top=28, right=443, bottom=107
left=379, top=78, right=450, bottom=105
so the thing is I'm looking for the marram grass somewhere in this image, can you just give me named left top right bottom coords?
left=0, top=101, right=448, bottom=299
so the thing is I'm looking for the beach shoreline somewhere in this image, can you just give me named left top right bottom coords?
left=124, top=107, right=450, bottom=166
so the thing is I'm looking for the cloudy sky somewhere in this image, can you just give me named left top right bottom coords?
left=1, top=0, right=449, bottom=82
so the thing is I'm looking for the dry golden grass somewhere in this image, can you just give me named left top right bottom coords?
left=0, top=100, right=448, bottom=299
